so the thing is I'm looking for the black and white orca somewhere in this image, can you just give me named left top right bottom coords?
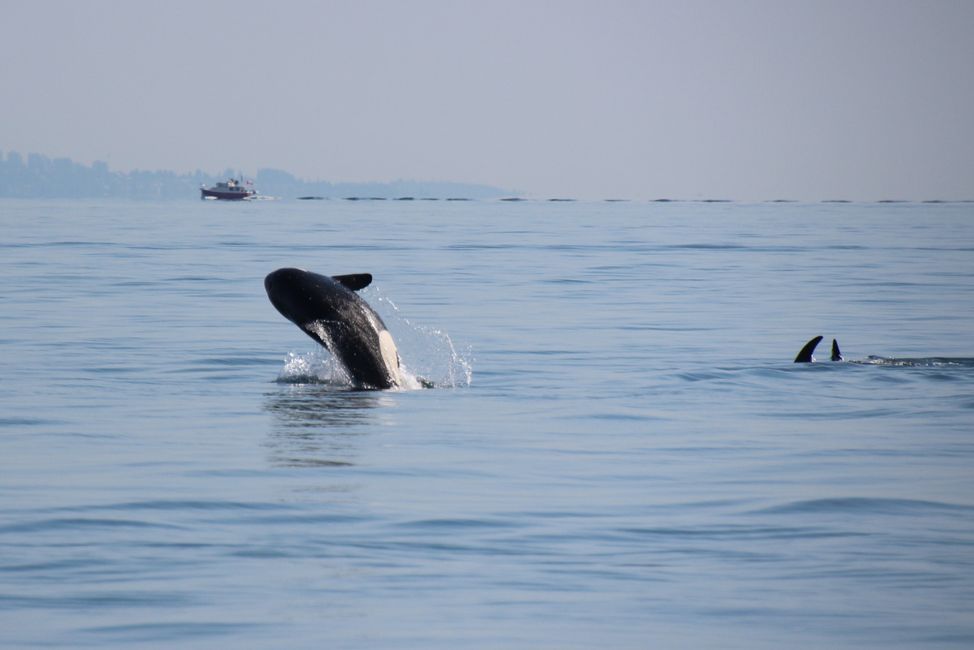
left=265, top=268, right=404, bottom=389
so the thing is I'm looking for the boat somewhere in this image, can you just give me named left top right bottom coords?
left=200, top=177, right=256, bottom=200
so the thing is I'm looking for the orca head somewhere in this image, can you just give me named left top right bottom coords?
left=265, top=267, right=402, bottom=389
left=264, top=267, right=350, bottom=328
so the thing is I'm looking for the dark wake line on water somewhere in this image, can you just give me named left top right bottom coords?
left=754, top=497, right=974, bottom=516
left=82, top=622, right=265, bottom=642
left=323, top=196, right=974, bottom=203
left=0, top=517, right=185, bottom=534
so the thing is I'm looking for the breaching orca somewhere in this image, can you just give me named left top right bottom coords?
left=264, top=268, right=404, bottom=389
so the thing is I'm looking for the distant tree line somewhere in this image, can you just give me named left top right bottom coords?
left=0, top=150, right=505, bottom=200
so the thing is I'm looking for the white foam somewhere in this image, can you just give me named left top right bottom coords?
left=276, top=350, right=351, bottom=386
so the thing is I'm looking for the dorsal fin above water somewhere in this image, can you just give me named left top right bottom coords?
left=831, top=338, right=843, bottom=361
left=332, top=273, right=373, bottom=291
left=794, top=335, right=823, bottom=363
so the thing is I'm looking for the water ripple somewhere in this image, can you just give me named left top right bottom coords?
left=755, top=497, right=974, bottom=516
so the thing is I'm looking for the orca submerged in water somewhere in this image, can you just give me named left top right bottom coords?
left=265, top=268, right=404, bottom=389
left=794, top=336, right=843, bottom=363
left=794, top=336, right=973, bottom=367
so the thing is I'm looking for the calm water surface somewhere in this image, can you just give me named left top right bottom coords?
left=1, top=199, right=973, bottom=648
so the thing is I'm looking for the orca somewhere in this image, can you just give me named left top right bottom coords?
left=264, top=267, right=404, bottom=389
left=794, top=337, right=973, bottom=367
left=831, top=339, right=843, bottom=361
left=794, top=336, right=843, bottom=363
left=794, top=335, right=824, bottom=363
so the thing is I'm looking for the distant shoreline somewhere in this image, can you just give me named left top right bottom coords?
left=0, top=150, right=508, bottom=201
left=3, top=196, right=972, bottom=205
left=1, top=150, right=971, bottom=204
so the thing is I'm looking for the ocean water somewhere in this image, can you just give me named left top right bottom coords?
left=1, top=198, right=973, bottom=649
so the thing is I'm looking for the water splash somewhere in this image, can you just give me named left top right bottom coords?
left=274, top=292, right=473, bottom=390
left=275, top=349, right=351, bottom=386
left=373, top=292, right=473, bottom=389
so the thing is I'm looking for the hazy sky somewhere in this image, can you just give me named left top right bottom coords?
left=2, top=0, right=972, bottom=199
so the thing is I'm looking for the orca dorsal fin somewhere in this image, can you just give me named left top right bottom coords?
left=332, top=273, right=373, bottom=291
left=794, top=335, right=823, bottom=363
left=831, top=338, right=843, bottom=361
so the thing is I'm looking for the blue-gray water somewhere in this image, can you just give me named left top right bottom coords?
left=2, top=198, right=973, bottom=648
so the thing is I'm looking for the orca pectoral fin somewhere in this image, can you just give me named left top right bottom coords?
left=300, top=321, right=333, bottom=352
left=332, top=273, right=373, bottom=291
left=831, top=338, right=843, bottom=361
left=794, top=335, right=823, bottom=363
